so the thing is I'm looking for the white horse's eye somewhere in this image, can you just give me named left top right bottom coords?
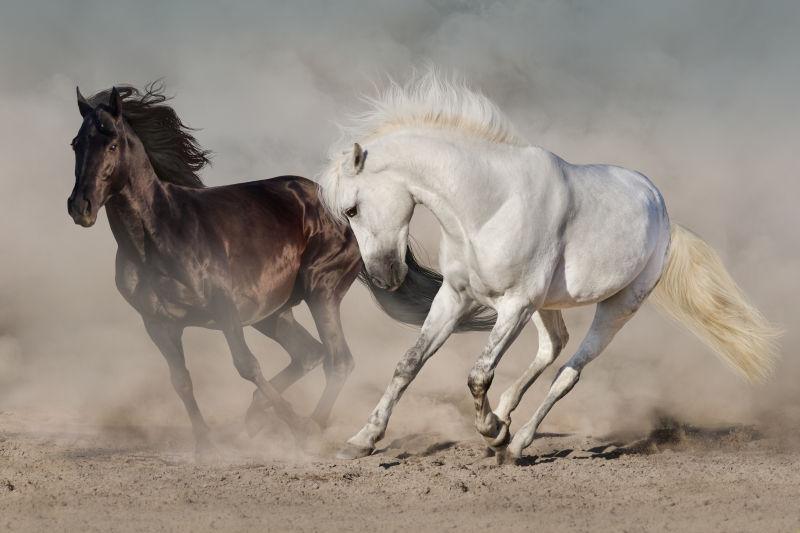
left=344, top=206, right=358, bottom=218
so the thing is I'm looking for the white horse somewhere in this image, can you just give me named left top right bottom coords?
left=319, top=71, right=779, bottom=463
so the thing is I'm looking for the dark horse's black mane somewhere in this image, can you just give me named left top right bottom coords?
left=89, top=82, right=210, bottom=188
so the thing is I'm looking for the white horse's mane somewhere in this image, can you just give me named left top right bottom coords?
left=319, top=68, right=527, bottom=218
left=329, top=68, right=527, bottom=157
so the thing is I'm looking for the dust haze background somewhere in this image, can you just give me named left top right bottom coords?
left=1, top=0, right=798, bottom=453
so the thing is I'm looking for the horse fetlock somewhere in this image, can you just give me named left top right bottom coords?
left=340, top=356, right=356, bottom=376
left=325, top=354, right=355, bottom=378
left=467, top=367, right=494, bottom=398
left=301, top=351, right=326, bottom=372
left=476, top=410, right=508, bottom=443
left=234, top=361, right=260, bottom=383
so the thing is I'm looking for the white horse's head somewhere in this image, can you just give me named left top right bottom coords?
left=322, top=142, right=414, bottom=291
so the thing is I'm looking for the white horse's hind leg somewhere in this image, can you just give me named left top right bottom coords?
left=505, top=274, right=658, bottom=462
left=467, top=299, right=533, bottom=448
left=495, top=310, right=568, bottom=425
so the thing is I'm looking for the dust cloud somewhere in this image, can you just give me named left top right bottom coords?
left=0, top=0, right=798, bottom=455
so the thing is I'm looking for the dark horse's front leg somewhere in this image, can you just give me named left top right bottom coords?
left=143, top=320, right=214, bottom=457
left=308, top=298, right=354, bottom=425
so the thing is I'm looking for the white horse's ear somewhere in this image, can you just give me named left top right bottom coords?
left=353, top=143, right=367, bottom=174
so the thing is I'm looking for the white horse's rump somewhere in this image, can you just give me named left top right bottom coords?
left=319, top=70, right=779, bottom=462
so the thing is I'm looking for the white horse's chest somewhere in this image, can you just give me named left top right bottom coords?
left=438, top=220, right=558, bottom=306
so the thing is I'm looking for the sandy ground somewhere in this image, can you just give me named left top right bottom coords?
left=1, top=409, right=799, bottom=532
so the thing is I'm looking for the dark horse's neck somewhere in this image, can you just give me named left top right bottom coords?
left=106, top=133, right=175, bottom=262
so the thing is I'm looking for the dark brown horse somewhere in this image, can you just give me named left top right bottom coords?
left=67, top=84, right=494, bottom=456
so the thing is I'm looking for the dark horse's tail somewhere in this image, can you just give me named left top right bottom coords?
left=359, top=247, right=497, bottom=331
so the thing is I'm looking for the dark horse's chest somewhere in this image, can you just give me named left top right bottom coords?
left=115, top=250, right=213, bottom=326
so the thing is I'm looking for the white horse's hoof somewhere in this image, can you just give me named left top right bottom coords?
left=479, top=412, right=510, bottom=448
left=495, top=447, right=521, bottom=466
left=336, top=442, right=374, bottom=460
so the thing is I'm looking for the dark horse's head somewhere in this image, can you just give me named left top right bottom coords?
left=68, top=88, right=128, bottom=226
left=68, top=83, right=209, bottom=227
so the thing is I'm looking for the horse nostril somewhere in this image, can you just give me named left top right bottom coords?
left=81, top=198, right=91, bottom=216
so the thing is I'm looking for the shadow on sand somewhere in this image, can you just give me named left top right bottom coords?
left=515, top=417, right=762, bottom=466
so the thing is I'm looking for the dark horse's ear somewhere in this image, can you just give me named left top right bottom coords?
left=353, top=143, right=367, bottom=174
left=76, top=87, right=93, bottom=117
left=108, top=87, right=123, bottom=118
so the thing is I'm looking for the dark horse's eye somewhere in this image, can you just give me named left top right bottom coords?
left=344, top=206, right=358, bottom=218
left=109, top=143, right=118, bottom=152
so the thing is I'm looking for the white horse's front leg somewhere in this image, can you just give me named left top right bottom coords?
left=467, top=299, right=532, bottom=449
left=337, top=282, right=469, bottom=460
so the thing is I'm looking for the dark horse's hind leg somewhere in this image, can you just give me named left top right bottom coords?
left=143, top=320, right=213, bottom=457
left=244, top=309, right=327, bottom=435
left=222, top=321, right=318, bottom=442
left=308, top=298, right=354, bottom=426
left=253, top=309, right=327, bottom=391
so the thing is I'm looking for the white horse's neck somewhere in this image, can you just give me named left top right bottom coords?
left=373, top=128, right=518, bottom=245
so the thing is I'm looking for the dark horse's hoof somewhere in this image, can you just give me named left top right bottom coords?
left=336, top=441, right=374, bottom=460
left=194, top=437, right=220, bottom=462
left=289, top=417, right=324, bottom=451
left=244, top=407, right=270, bottom=438
left=244, top=391, right=270, bottom=437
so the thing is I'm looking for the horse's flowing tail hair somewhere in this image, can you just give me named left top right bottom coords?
left=651, top=224, right=780, bottom=382
left=360, top=248, right=496, bottom=332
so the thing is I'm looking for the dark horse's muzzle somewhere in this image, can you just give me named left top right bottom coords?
left=68, top=193, right=96, bottom=227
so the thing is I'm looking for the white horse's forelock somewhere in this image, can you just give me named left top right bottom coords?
left=317, top=67, right=528, bottom=220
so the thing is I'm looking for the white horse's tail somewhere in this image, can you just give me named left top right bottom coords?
left=651, top=224, right=780, bottom=382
